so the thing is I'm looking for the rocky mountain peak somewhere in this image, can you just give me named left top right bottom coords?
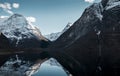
left=10, top=14, right=24, bottom=18
left=101, top=0, right=120, bottom=8
left=5, top=14, right=28, bottom=28
left=62, top=22, right=72, bottom=33
left=8, top=14, right=26, bottom=22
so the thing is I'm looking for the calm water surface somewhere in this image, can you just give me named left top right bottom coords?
left=32, top=58, right=68, bottom=76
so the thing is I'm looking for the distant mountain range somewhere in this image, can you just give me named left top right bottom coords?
left=44, top=22, right=72, bottom=41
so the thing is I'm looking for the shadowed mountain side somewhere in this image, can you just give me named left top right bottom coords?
left=47, top=0, right=120, bottom=76
left=48, top=29, right=99, bottom=76
left=0, top=33, right=10, bottom=49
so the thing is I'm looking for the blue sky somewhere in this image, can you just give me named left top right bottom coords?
left=0, top=0, right=101, bottom=35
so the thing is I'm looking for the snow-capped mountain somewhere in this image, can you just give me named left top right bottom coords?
left=45, top=22, right=72, bottom=41
left=0, top=14, right=49, bottom=48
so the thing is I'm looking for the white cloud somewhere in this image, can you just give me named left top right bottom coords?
left=0, top=2, right=13, bottom=14
left=13, top=3, right=19, bottom=8
left=4, top=9, right=13, bottom=14
left=85, top=0, right=95, bottom=3
left=0, top=2, right=20, bottom=15
left=0, top=3, right=12, bottom=9
left=26, top=17, right=36, bottom=23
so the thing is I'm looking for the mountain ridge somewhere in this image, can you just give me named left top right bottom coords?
left=0, top=13, right=50, bottom=48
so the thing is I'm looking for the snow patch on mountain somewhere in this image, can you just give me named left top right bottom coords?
left=107, top=0, right=119, bottom=4
left=105, top=1, right=120, bottom=10
left=86, top=3, right=103, bottom=21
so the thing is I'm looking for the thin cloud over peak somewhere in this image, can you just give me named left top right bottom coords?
left=85, top=0, right=95, bottom=3
left=26, top=17, right=36, bottom=23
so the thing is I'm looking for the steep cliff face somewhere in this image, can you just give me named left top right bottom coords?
left=50, top=2, right=103, bottom=48
left=48, top=0, right=120, bottom=76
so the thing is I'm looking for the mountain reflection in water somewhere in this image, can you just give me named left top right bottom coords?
left=32, top=58, right=68, bottom=76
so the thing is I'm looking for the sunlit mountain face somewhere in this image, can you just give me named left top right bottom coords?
left=1, top=0, right=120, bottom=76
left=0, top=14, right=50, bottom=48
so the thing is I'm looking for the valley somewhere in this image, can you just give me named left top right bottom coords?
left=0, top=0, right=120, bottom=76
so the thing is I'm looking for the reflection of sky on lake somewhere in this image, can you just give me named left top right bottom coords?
left=32, top=58, right=68, bottom=76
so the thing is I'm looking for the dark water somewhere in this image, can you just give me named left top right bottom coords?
left=32, top=58, right=68, bottom=76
